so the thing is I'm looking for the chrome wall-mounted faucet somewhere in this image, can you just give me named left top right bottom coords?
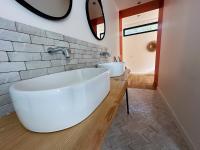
left=100, top=51, right=111, bottom=57
left=114, top=56, right=118, bottom=62
left=47, top=47, right=70, bottom=58
left=113, top=56, right=121, bottom=62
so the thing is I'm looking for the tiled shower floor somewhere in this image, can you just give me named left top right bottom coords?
left=102, top=88, right=189, bottom=150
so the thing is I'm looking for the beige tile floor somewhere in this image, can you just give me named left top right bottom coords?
left=102, top=88, right=189, bottom=150
left=128, top=74, right=155, bottom=90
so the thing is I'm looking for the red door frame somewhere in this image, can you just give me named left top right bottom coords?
left=119, top=0, right=164, bottom=89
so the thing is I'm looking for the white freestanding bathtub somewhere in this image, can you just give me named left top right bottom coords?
left=98, top=62, right=125, bottom=77
left=9, top=68, right=110, bottom=133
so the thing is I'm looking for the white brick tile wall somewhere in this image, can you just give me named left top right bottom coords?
left=0, top=103, right=14, bottom=117
left=51, top=60, right=67, bottom=67
left=0, top=18, right=16, bottom=31
left=0, top=82, right=16, bottom=95
left=20, top=68, right=48, bottom=80
left=63, top=36, right=78, bottom=43
left=0, top=94, right=11, bottom=107
left=69, top=59, right=79, bottom=65
left=0, top=40, right=13, bottom=51
left=70, top=43, right=80, bottom=49
left=47, top=66, right=65, bottom=74
left=0, top=17, right=109, bottom=116
left=16, top=22, right=46, bottom=37
left=30, top=35, right=54, bottom=45
left=73, top=53, right=82, bottom=59
left=0, top=51, right=8, bottom=61
left=13, top=42, right=44, bottom=52
left=25, top=61, right=51, bottom=70
left=0, top=62, right=26, bottom=72
left=41, top=53, right=66, bottom=60
left=0, top=29, right=30, bottom=43
left=7, top=52, right=41, bottom=61
left=54, top=40, right=70, bottom=47
left=0, top=72, right=20, bottom=84
left=46, top=31, right=64, bottom=40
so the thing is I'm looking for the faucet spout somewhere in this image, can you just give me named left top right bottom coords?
left=47, top=47, right=70, bottom=58
left=100, top=51, right=111, bottom=57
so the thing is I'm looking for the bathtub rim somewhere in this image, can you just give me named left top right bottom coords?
left=9, top=68, right=110, bottom=94
left=98, top=62, right=125, bottom=66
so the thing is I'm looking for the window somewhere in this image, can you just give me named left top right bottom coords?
left=123, top=22, right=158, bottom=37
left=100, top=33, right=105, bottom=39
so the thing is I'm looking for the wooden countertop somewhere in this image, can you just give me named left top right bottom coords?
left=0, top=70, right=129, bottom=150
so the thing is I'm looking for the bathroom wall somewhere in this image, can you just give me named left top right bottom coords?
left=123, top=32, right=157, bottom=74
left=122, top=9, right=158, bottom=74
left=0, top=17, right=109, bottom=117
left=158, top=0, right=200, bottom=149
left=0, top=0, right=119, bottom=56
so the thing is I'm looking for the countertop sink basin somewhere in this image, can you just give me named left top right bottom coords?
left=9, top=68, right=110, bottom=133
left=98, top=62, right=125, bottom=77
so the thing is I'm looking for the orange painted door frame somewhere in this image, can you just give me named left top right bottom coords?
left=119, top=0, right=164, bottom=89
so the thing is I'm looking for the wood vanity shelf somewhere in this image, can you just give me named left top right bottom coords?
left=0, top=70, right=130, bottom=150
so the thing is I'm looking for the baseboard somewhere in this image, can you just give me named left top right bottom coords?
left=157, top=87, right=197, bottom=150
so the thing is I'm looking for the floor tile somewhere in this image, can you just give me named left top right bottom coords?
left=102, top=88, right=189, bottom=150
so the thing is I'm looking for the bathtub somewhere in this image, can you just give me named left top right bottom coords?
left=9, top=68, right=110, bottom=133
left=98, top=62, right=125, bottom=77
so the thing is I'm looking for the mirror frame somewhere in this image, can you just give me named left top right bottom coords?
left=16, top=0, right=73, bottom=20
left=86, top=0, right=106, bottom=40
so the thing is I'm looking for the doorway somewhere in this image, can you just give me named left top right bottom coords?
left=123, top=9, right=158, bottom=89
left=119, top=1, right=164, bottom=90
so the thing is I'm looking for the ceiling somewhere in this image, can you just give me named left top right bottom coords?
left=114, top=0, right=153, bottom=10
left=123, top=9, right=159, bottom=28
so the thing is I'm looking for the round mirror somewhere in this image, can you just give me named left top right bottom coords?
left=86, top=0, right=106, bottom=40
left=16, top=0, right=73, bottom=20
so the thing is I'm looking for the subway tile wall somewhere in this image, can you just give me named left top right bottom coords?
left=0, top=17, right=110, bottom=117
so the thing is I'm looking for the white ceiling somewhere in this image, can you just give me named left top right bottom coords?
left=123, top=9, right=159, bottom=28
left=114, top=0, right=153, bottom=10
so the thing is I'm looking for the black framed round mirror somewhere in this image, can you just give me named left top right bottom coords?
left=86, top=0, right=106, bottom=40
left=16, top=0, right=73, bottom=20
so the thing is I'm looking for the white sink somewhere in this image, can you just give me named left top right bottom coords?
left=98, top=62, right=125, bottom=77
left=9, top=68, right=110, bottom=133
